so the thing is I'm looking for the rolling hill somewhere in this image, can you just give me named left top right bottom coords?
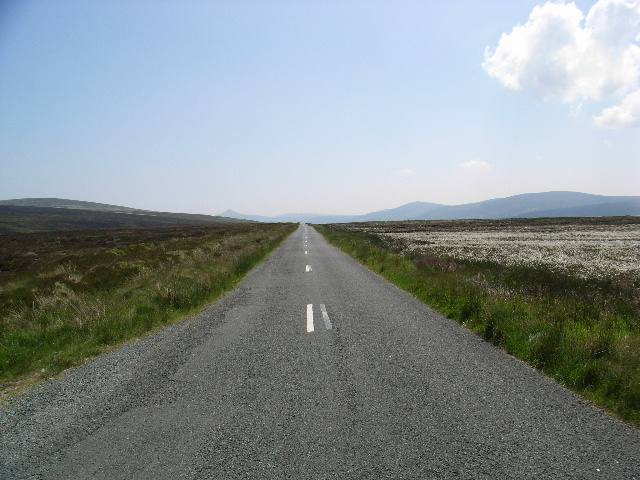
left=221, top=192, right=640, bottom=223
left=0, top=199, right=253, bottom=234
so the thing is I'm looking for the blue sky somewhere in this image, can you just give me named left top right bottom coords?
left=1, top=0, right=638, bottom=216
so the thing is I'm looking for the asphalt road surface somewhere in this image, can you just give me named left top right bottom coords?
left=1, top=224, right=639, bottom=479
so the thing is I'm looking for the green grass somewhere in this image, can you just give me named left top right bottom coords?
left=0, top=223, right=296, bottom=397
left=315, top=225, right=640, bottom=427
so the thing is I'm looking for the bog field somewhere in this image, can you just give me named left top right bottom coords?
left=317, top=216, right=640, bottom=426
left=0, top=223, right=296, bottom=398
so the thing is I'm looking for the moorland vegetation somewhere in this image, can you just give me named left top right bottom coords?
left=0, top=204, right=249, bottom=234
left=0, top=223, right=295, bottom=398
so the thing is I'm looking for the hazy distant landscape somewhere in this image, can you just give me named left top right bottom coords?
left=2, top=191, right=638, bottom=235
left=220, top=191, right=640, bottom=223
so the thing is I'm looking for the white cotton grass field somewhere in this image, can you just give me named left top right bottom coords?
left=380, top=223, right=640, bottom=282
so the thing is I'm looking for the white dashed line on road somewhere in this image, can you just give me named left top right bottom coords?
left=306, top=304, right=332, bottom=332
left=307, top=304, right=314, bottom=332
left=306, top=265, right=312, bottom=272
left=320, top=304, right=332, bottom=330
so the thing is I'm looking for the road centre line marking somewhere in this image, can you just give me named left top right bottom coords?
left=306, top=304, right=332, bottom=333
left=320, top=304, right=333, bottom=330
left=306, top=265, right=312, bottom=272
left=307, top=304, right=314, bottom=332
left=305, top=251, right=308, bottom=254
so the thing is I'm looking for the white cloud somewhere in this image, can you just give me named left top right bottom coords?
left=460, top=160, right=493, bottom=170
left=594, top=89, right=640, bottom=127
left=483, top=0, right=640, bottom=128
left=398, top=169, right=414, bottom=176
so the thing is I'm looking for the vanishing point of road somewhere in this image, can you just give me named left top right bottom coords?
left=1, top=224, right=639, bottom=479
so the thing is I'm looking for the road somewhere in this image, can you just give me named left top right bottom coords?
left=1, top=224, right=639, bottom=479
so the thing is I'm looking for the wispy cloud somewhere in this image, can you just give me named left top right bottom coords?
left=460, top=160, right=493, bottom=170
left=398, top=169, right=414, bottom=176
left=483, top=0, right=640, bottom=128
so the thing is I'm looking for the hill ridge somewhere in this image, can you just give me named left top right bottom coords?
left=220, top=191, right=640, bottom=223
left=0, top=200, right=254, bottom=234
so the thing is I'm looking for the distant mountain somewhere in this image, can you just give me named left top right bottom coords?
left=517, top=200, right=640, bottom=218
left=218, top=209, right=274, bottom=223
left=221, top=192, right=640, bottom=223
left=0, top=199, right=253, bottom=234
left=418, top=192, right=640, bottom=220
left=354, top=201, right=445, bottom=222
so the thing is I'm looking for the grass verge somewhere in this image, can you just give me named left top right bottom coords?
left=0, top=223, right=296, bottom=398
left=315, top=225, right=640, bottom=427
